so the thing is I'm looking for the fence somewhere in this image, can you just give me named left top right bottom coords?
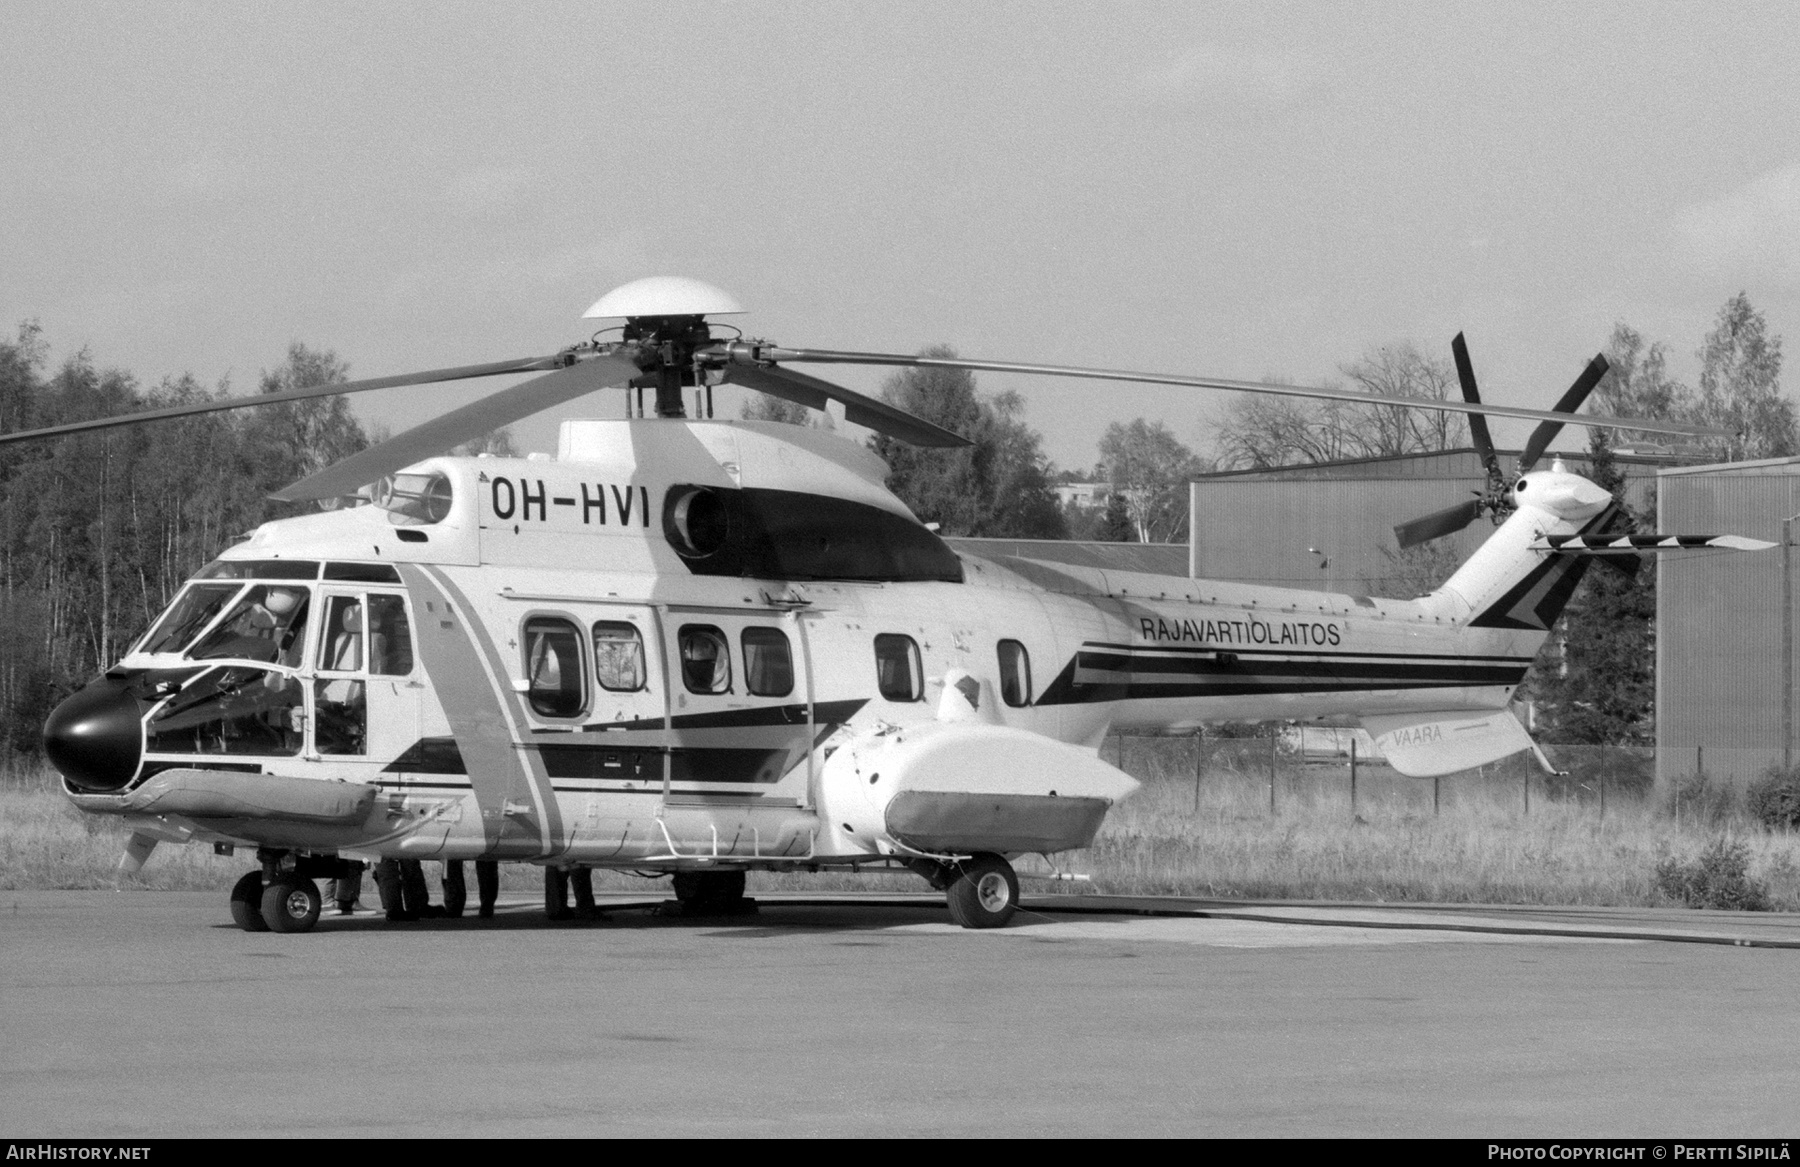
left=1104, top=729, right=1659, bottom=822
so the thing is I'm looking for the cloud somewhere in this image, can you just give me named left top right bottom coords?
left=1674, top=162, right=1800, bottom=290
left=1130, top=44, right=1326, bottom=111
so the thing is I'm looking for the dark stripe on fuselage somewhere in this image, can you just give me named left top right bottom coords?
left=549, top=698, right=867, bottom=734
left=1035, top=645, right=1529, bottom=705
left=381, top=736, right=469, bottom=775
left=1075, top=641, right=1534, bottom=664
left=535, top=742, right=790, bottom=784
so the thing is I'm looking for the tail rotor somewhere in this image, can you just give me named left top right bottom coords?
left=1392, top=335, right=1609, bottom=550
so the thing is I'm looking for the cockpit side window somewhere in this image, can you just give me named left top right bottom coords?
left=188, top=585, right=311, bottom=664
left=138, top=583, right=244, bottom=655
left=524, top=616, right=587, bottom=718
left=366, top=593, right=413, bottom=676
left=146, top=666, right=303, bottom=757
left=319, top=595, right=365, bottom=672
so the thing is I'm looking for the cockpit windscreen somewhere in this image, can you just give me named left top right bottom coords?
left=137, top=583, right=244, bottom=655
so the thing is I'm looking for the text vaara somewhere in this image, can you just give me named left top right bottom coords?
left=1138, top=616, right=1342, bottom=648
left=1382, top=724, right=1445, bottom=748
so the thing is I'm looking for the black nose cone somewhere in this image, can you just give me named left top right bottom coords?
left=45, top=677, right=144, bottom=792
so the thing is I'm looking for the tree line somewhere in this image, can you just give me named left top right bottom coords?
left=0, top=327, right=366, bottom=760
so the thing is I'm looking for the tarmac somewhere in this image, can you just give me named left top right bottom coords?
left=3, top=890, right=1797, bottom=1138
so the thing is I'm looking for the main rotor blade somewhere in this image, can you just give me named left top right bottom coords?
left=0, top=354, right=568, bottom=448
left=1451, top=333, right=1501, bottom=486
left=272, top=354, right=637, bottom=501
left=1393, top=498, right=1483, bottom=550
left=724, top=364, right=970, bottom=448
left=746, top=347, right=1727, bottom=442
left=1518, top=355, right=1610, bottom=473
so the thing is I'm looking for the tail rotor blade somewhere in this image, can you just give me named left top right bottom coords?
left=1393, top=498, right=1483, bottom=550
left=1519, top=354, right=1610, bottom=473
left=1451, top=333, right=1502, bottom=487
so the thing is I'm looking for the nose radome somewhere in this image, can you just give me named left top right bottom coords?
left=44, top=677, right=145, bottom=793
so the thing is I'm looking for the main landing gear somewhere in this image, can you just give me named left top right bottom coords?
left=228, top=852, right=342, bottom=934
left=669, top=869, right=754, bottom=916
left=910, top=852, right=1020, bottom=929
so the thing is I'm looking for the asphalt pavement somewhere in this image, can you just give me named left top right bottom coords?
left=3, top=890, right=1796, bottom=1137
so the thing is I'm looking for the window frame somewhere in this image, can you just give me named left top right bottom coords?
left=521, top=614, right=589, bottom=720
left=740, top=626, right=795, bottom=698
left=364, top=592, right=414, bottom=678
left=677, top=624, right=734, bottom=696
left=592, top=620, right=649, bottom=694
left=873, top=633, right=924, bottom=703
left=997, top=639, right=1032, bottom=708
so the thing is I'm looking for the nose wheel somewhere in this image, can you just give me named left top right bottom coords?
left=252, top=876, right=322, bottom=933
left=229, top=871, right=269, bottom=932
left=944, top=853, right=1019, bottom=929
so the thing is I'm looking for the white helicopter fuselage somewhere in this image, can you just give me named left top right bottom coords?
left=49, top=418, right=1610, bottom=896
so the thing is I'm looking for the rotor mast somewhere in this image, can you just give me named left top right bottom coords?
left=619, top=313, right=713, bottom=419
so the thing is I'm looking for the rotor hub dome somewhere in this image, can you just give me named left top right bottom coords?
left=583, top=277, right=745, bottom=320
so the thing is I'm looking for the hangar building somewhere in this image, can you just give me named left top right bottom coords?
left=1657, top=457, right=1800, bottom=789
left=1188, top=449, right=1657, bottom=596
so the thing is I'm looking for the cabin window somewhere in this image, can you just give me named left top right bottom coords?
left=742, top=627, right=794, bottom=697
left=998, top=639, right=1032, bottom=707
left=678, top=625, right=732, bottom=695
left=366, top=593, right=413, bottom=676
left=524, top=617, right=587, bottom=718
left=593, top=621, right=647, bottom=692
left=874, top=634, right=923, bottom=702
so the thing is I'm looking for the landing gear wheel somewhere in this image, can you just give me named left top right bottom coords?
left=229, top=871, right=268, bottom=932
left=945, top=853, right=1019, bottom=929
left=261, top=877, right=322, bottom=934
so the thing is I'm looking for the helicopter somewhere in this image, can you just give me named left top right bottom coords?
left=14, top=276, right=1757, bottom=933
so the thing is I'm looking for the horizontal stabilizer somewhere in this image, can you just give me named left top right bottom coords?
left=1530, top=534, right=1776, bottom=554
left=1361, top=709, right=1538, bottom=778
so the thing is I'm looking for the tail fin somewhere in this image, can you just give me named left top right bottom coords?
left=1428, top=469, right=1620, bottom=631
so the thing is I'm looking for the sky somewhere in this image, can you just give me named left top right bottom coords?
left=4, top=1, right=1799, bottom=473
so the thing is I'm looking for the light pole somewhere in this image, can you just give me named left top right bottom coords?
left=1785, top=512, right=1800, bottom=771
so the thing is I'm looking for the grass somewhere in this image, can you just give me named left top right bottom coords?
left=1043, top=736, right=1800, bottom=910
left=5, top=742, right=1800, bottom=909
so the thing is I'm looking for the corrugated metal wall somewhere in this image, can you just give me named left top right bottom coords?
left=1192, top=472, right=1490, bottom=592
left=1657, top=460, right=1800, bottom=788
left=1189, top=449, right=1654, bottom=595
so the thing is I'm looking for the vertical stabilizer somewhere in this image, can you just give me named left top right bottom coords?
left=1433, top=468, right=1617, bottom=631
